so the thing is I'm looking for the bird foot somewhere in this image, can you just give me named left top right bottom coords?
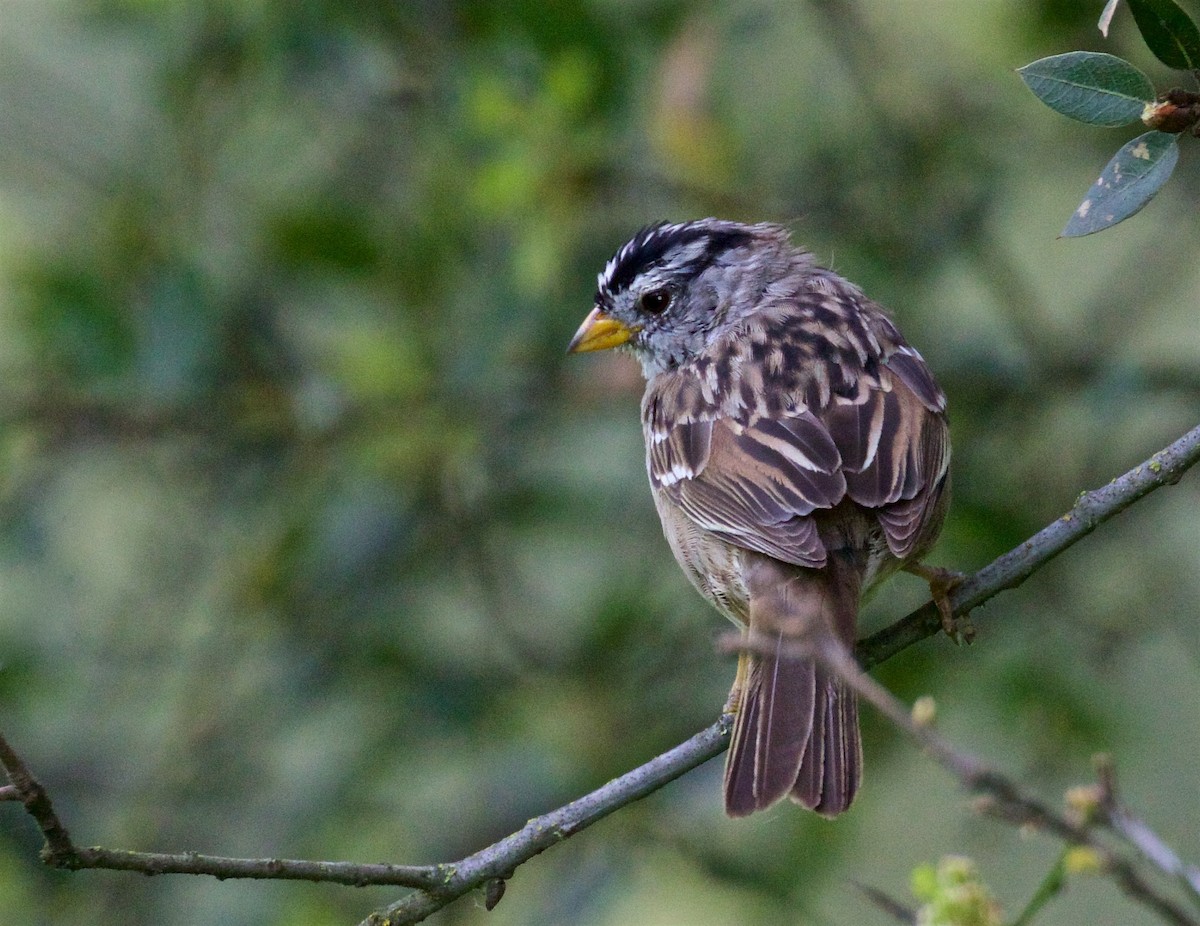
left=905, top=563, right=973, bottom=645
left=722, top=644, right=749, bottom=714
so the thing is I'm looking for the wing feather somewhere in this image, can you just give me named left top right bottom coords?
left=644, top=343, right=949, bottom=569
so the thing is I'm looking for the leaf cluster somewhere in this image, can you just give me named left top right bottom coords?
left=1018, top=0, right=1200, bottom=236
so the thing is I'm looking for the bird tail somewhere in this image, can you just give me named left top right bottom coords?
left=723, top=553, right=863, bottom=818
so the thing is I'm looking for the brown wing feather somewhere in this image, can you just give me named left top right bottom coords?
left=651, top=409, right=846, bottom=567
left=647, top=363, right=948, bottom=567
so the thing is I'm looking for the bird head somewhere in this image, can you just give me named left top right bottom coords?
left=568, top=219, right=800, bottom=377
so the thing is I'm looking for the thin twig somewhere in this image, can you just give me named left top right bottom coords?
left=53, top=846, right=443, bottom=889
left=813, top=641, right=1200, bottom=926
left=851, top=880, right=917, bottom=924
left=358, top=719, right=733, bottom=925
left=1095, top=756, right=1200, bottom=912
left=1106, top=811, right=1200, bottom=916
left=0, top=732, right=76, bottom=865
left=859, top=422, right=1200, bottom=669
left=0, top=732, right=443, bottom=889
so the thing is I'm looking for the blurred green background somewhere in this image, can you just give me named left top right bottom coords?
left=2, top=1, right=1199, bottom=924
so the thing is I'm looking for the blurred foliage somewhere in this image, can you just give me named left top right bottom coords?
left=912, top=856, right=1003, bottom=926
left=1, top=1, right=1199, bottom=925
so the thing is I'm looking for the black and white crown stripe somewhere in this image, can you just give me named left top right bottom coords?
left=595, top=221, right=755, bottom=305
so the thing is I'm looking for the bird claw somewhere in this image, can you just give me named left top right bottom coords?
left=906, top=563, right=973, bottom=645
left=943, top=610, right=975, bottom=646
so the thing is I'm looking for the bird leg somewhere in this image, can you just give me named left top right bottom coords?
left=722, top=642, right=750, bottom=714
left=904, top=562, right=973, bottom=645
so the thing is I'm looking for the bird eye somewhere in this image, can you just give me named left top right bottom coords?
left=638, top=288, right=672, bottom=314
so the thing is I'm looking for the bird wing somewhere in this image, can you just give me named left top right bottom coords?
left=646, top=351, right=949, bottom=568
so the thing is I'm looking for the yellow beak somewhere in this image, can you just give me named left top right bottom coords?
left=567, top=307, right=639, bottom=354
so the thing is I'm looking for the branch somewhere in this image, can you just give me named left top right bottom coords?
left=356, top=420, right=1200, bottom=922
left=51, top=847, right=442, bottom=889
left=3, top=423, right=1198, bottom=924
left=859, top=421, right=1200, bottom=669
left=813, top=642, right=1200, bottom=926
left=358, top=719, right=732, bottom=925
left=0, top=733, right=76, bottom=865
left=0, top=731, right=443, bottom=889
left=0, top=720, right=731, bottom=907
left=1094, top=756, right=1200, bottom=913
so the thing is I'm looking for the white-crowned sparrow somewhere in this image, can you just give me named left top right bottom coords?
left=568, top=219, right=950, bottom=817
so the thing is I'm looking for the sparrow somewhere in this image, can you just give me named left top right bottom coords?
left=568, top=219, right=950, bottom=817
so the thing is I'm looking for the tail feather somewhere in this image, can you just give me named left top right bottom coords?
left=806, top=670, right=861, bottom=816
left=724, top=641, right=815, bottom=817
left=723, top=552, right=863, bottom=818
left=723, top=656, right=761, bottom=816
left=790, top=667, right=826, bottom=809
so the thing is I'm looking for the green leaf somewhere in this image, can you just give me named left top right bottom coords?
left=1017, top=53, right=1155, bottom=126
left=1127, top=0, right=1200, bottom=70
left=1062, top=130, right=1179, bottom=237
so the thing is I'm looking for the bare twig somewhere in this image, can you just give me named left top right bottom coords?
left=852, top=880, right=917, bottom=924
left=0, top=720, right=730, bottom=905
left=812, top=642, right=1200, bottom=926
left=0, top=732, right=442, bottom=889
left=1106, top=811, right=1200, bottom=916
left=358, top=719, right=733, bottom=925
left=724, top=631, right=1200, bottom=926
left=0, top=733, right=76, bottom=865
left=859, top=421, right=1200, bottom=669
left=48, top=846, right=443, bottom=889
left=1095, top=757, right=1200, bottom=912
